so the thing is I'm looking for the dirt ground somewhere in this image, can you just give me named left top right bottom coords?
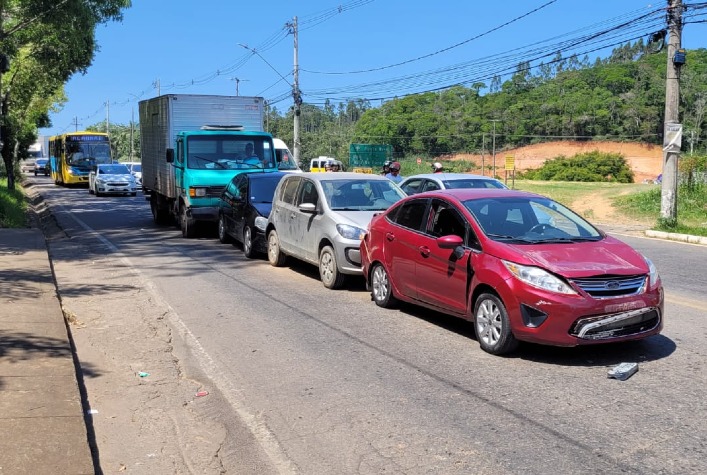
left=452, top=140, right=663, bottom=226
left=452, top=140, right=663, bottom=184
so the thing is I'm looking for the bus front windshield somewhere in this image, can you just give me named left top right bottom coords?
left=67, top=142, right=112, bottom=170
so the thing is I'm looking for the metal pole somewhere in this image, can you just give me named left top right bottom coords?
left=491, top=120, right=500, bottom=178
left=481, top=133, right=485, bottom=176
left=130, top=107, right=134, bottom=160
left=660, top=0, right=683, bottom=225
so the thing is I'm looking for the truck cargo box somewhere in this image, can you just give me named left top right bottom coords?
left=139, top=94, right=265, bottom=198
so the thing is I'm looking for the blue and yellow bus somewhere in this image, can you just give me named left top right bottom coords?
left=48, top=131, right=112, bottom=186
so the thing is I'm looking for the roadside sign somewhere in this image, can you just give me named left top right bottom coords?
left=505, top=155, right=515, bottom=171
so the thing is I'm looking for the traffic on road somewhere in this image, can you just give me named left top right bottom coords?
left=24, top=171, right=707, bottom=474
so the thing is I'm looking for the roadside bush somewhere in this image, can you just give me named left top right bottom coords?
left=521, top=151, right=634, bottom=183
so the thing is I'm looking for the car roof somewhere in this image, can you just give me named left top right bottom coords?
left=402, top=173, right=501, bottom=181
left=289, top=172, right=392, bottom=182
left=412, top=188, right=543, bottom=201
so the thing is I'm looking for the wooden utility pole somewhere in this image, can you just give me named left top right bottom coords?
left=660, top=0, right=684, bottom=225
left=292, top=16, right=301, bottom=166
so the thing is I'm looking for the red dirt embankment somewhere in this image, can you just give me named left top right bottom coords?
left=452, top=141, right=663, bottom=183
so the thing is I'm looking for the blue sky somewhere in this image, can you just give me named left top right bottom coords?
left=40, top=0, right=705, bottom=137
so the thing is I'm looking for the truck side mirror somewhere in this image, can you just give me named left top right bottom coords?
left=166, top=148, right=174, bottom=163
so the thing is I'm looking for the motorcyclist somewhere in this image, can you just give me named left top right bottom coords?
left=432, top=162, right=444, bottom=173
left=381, top=160, right=392, bottom=176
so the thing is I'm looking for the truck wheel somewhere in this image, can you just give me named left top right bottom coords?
left=180, top=204, right=197, bottom=238
left=319, top=245, right=346, bottom=289
left=150, top=195, right=169, bottom=225
left=267, top=230, right=287, bottom=267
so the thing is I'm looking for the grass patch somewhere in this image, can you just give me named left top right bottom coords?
left=512, top=178, right=707, bottom=236
left=615, top=184, right=707, bottom=236
left=0, top=178, right=27, bottom=228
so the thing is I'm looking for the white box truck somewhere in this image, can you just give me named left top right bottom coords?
left=139, top=94, right=278, bottom=237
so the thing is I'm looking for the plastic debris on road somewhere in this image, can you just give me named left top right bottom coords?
left=137, top=371, right=150, bottom=378
left=195, top=390, right=209, bottom=397
left=607, top=362, right=639, bottom=381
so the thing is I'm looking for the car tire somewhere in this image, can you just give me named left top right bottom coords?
left=267, top=230, right=287, bottom=267
left=473, top=293, right=518, bottom=355
left=370, top=263, right=398, bottom=308
left=242, top=225, right=255, bottom=259
left=88, top=185, right=94, bottom=194
left=180, top=204, right=197, bottom=238
left=319, top=245, right=346, bottom=289
left=217, top=215, right=231, bottom=244
left=95, top=186, right=102, bottom=197
left=34, top=171, right=37, bottom=176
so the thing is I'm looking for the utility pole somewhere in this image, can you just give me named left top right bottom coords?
left=105, top=99, right=110, bottom=135
left=292, top=16, right=302, bottom=166
left=490, top=120, right=501, bottom=178
left=130, top=107, right=134, bottom=160
left=660, top=0, right=684, bottom=225
left=231, top=77, right=248, bottom=96
left=73, top=116, right=80, bottom=132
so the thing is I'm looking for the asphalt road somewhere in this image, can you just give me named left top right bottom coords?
left=29, top=176, right=707, bottom=474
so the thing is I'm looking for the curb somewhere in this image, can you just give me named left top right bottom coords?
left=645, top=229, right=707, bottom=246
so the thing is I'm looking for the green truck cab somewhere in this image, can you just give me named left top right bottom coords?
left=140, top=94, right=278, bottom=237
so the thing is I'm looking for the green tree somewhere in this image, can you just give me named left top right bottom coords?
left=0, top=0, right=131, bottom=190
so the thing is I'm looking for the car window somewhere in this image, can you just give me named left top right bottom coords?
left=427, top=200, right=466, bottom=239
left=421, top=180, right=441, bottom=192
left=99, top=165, right=130, bottom=175
left=250, top=176, right=282, bottom=203
left=224, top=178, right=238, bottom=199
left=279, top=177, right=301, bottom=205
left=391, top=198, right=429, bottom=231
left=236, top=176, right=248, bottom=200
left=443, top=178, right=507, bottom=189
left=297, top=179, right=319, bottom=206
left=400, top=179, right=423, bottom=195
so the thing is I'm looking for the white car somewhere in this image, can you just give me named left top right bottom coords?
left=399, top=173, right=508, bottom=195
left=123, top=162, right=142, bottom=186
left=273, top=138, right=301, bottom=173
left=88, top=163, right=137, bottom=197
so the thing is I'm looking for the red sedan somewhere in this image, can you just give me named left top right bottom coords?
left=360, top=189, right=664, bottom=355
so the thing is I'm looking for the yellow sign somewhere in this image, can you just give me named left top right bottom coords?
left=352, top=167, right=373, bottom=174
left=505, top=155, right=515, bottom=171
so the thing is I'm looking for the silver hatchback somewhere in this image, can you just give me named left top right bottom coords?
left=266, top=172, right=406, bottom=289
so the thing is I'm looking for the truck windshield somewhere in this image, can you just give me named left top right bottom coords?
left=187, top=136, right=276, bottom=170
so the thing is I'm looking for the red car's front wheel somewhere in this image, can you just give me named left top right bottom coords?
left=371, top=263, right=398, bottom=308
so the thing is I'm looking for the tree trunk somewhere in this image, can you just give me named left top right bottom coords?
left=1, top=93, right=15, bottom=191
